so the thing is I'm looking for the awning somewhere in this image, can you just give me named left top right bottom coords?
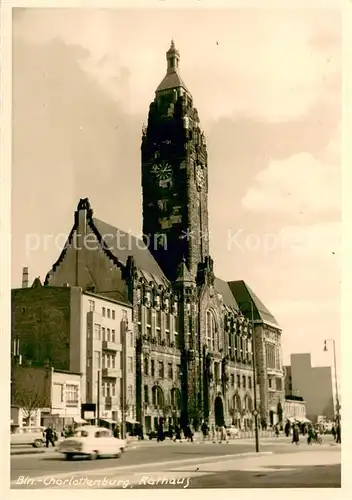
left=73, top=417, right=88, bottom=424
left=100, top=418, right=117, bottom=424
left=126, top=418, right=139, bottom=424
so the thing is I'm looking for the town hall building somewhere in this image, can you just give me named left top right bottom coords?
left=44, top=41, right=284, bottom=432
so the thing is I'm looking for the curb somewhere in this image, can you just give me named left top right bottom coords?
left=11, top=449, right=46, bottom=456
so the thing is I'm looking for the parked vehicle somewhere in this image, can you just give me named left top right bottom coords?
left=56, top=425, right=126, bottom=460
left=226, top=426, right=240, bottom=439
left=11, top=426, right=46, bottom=448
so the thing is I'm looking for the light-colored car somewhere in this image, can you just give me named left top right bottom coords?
left=56, top=425, right=126, bottom=460
left=11, top=426, right=46, bottom=448
left=227, top=425, right=240, bottom=439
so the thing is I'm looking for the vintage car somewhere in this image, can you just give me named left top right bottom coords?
left=56, top=425, right=126, bottom=460
left=11, top=426, right=46, bottom=448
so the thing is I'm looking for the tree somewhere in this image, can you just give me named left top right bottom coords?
left=12, top=365, right=50, bottom=425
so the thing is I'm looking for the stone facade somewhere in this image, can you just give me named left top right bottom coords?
left=40, top=41, right=282, bottom=432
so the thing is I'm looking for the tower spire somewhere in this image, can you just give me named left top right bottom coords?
left=166, top=39, right=180, bottom=74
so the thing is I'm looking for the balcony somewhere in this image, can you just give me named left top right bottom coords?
left=101, top=368, right=121, bottom=378
left=102, top=340, right=119, bottom=351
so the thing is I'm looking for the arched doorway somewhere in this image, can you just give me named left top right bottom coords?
left=214, top=396, right=225, bottom=427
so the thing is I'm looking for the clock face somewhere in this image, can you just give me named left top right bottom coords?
left=152, top=161, right=172, bottom=180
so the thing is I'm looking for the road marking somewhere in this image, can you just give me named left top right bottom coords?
left=10, top=451, right=273, bottom=486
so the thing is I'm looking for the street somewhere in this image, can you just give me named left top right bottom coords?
left=11, top=435, right=341, bottom=489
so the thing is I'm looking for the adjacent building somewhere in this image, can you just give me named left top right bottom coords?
left=11, top=280, right=135, bottom=427
left=11, top=364, right=82, bottom=431
left=39, top=41, right=283, bottom=432
left=229, top=281, right=285, bottom=427
left=283, top=396, right=307, bottom=421
left=283, top=353, right=334, bottom=422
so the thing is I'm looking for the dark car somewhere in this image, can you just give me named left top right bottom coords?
left=147, top=429, right=173, bottom=440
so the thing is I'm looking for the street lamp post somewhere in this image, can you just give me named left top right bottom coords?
left=323, top=339, right=340, bottom=422
left=239, top=301, right=260, bottom=453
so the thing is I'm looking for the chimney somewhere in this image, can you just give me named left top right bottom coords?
left=22, top=267, right=29, bottom=288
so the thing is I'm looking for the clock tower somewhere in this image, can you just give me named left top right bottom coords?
left=141, top=40, right=209, bottom=281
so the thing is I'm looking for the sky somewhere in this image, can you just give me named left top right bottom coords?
left=11, top=6, right=341, bottom=382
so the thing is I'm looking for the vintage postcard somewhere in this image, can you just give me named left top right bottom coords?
left=1, top=0, right=344, bottom=495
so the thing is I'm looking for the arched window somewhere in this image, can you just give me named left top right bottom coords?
left=245, top=394, right=253, bottom=413
left=170, top=388, right=181, bottom=409
left=206, top=310, right=217, bottom=350
left=152, top=386, right=164, bottom=407
left=233, top=393, right=241, bottom=412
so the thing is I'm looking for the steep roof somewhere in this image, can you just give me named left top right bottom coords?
left=156, top=71, right=190, bottom=94
left=175, top=258, right=194, bottom=284
left=156, top=40, right=190, bottom=94
left=227, top=280, right=280, bottom=328
left=92, top=218, right=169, bottom=287
left=214, top=277, right=239, bottom=310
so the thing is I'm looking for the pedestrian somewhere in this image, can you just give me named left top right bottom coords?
left=174, top=424, right=182, bottom=442
left=307, top=424, right=314, bottom=445
left=201, top=420, right=209, bottom=442
left=336, top=422, right=341, bottom=444
left=292, top=424, right=299, bottom=445
left=274, top=423, right=280, bottom=437
left=44, top=426, right=55, bottom=448
left=284, top=420, right=290, bottom=437
left=157, top=422, right=164, bottom=442
left=331, top=424, right=336, bottom=440
left=185, top=425, right=193, bottom=442
left=211, top=423, right=216, bottom=443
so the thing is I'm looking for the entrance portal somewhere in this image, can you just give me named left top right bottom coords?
left=214, top=396, right=225, bottom=427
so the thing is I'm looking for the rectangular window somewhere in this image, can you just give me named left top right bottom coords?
left=176, top=364, right=181, bottom=379
left=107, top=328, right=111, bottom=342
left=128, top=385, right=133, bottom=403
left=66, top=384, right=79, bottom=404
left=102, top=327, right=106, bottom=341
left=112, top=310, right=115, bottom=320
left=88, top=300, right=95, bottom=312
left=146, top=308, right=152, bottom=325
left=94, top=324, right=101, bottom=340
left=156, top=310, right=161, bottom=328
left=102, top=307, right=106, bottom=317
left=129, top=332, right=133, bottom=347
left=268, top=378, right=272, bottom=389
left=276, top=377, right=282, bottom=391
left=138, top=306, right=142, bottom=323
left=102, top=355, right=106, bottom=369
left=102, top=382, right=106, bottom=397
left=168, top=363, right=173, bottom=379
left=53, top=383, right=64, bottom=405
left=107, top=355, right=111, bottom=368
left=122, top=309, right=128, bottom=321
left=159, top=361, right=164, bottom=378
left=174, top=314, right=179, bottom=333
left=111, top=382, right=116, bottom=397
left=128, top=356, right=133, bottom=373
left=166, top=314, right=170, bottom=331
left=231, top=374, right=235, bottom=387
left=248, top=377, right=252, bottom=389
left=151, top=360, right=155, bottom=377
left=237, top=374, right=241, bottom=388
left=107, top=309, right=110, bottom=319
left=111, top=329, right=115, bottom=343
left=112, top=355, right=116, bottom=369
left=166, top=331, right=171, bottom=347
left=242, top=375, right=246, bottom=389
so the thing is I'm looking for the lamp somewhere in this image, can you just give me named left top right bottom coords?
left=323, top=339, right=340, bottom=422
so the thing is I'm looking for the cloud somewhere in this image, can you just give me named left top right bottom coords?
left=13, top=8, right=341, bottom=122
left=241, top=152, right=340, bottom=215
